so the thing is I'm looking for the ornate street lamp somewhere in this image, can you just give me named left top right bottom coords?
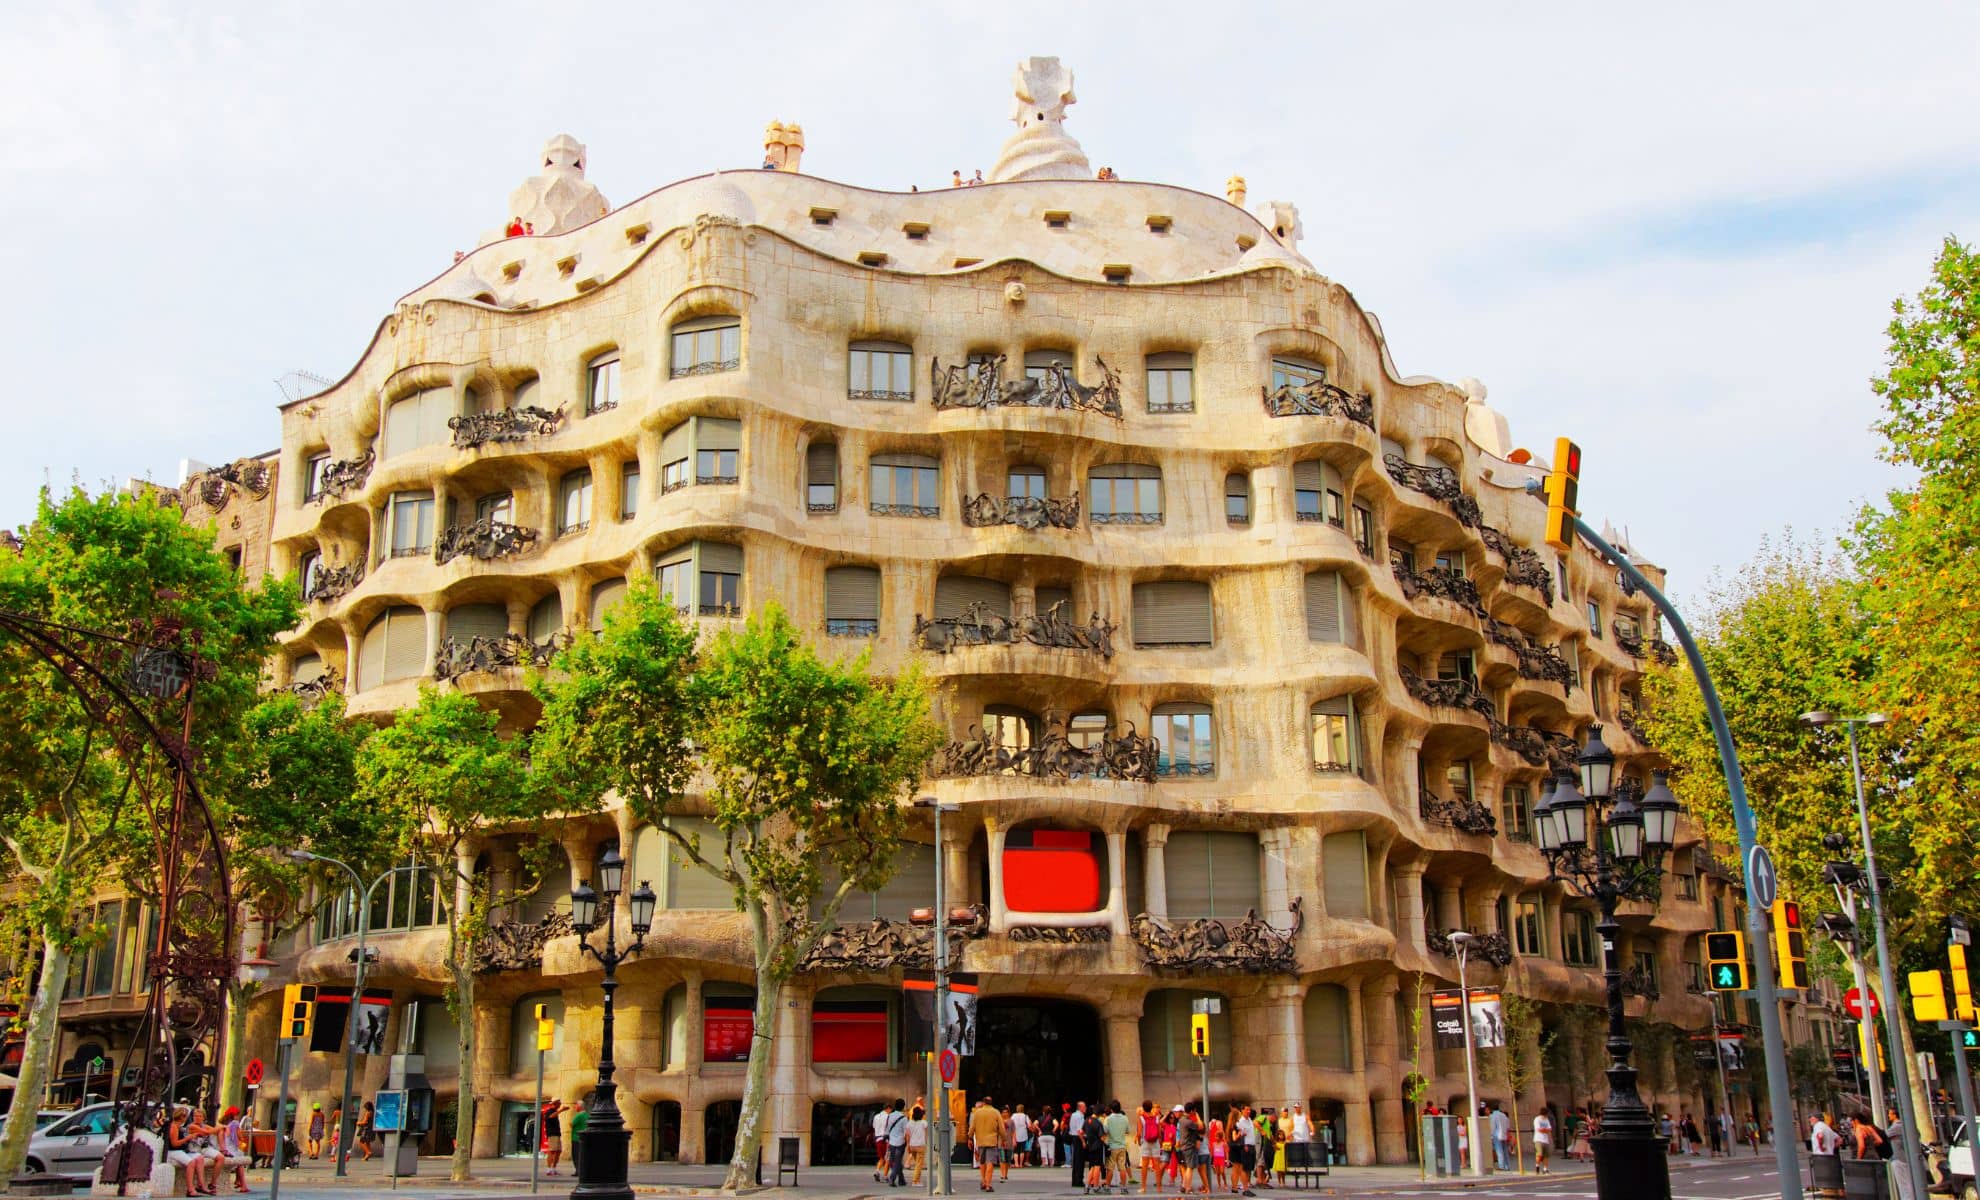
left=1534, top=728, right=1671, bottom=1200
left=569, top=847, right=656, bottom=1200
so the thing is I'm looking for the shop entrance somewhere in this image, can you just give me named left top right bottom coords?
left=957, top=998, right=1104, bottom=1111
left=705, top=1099, right=740, bottom=1166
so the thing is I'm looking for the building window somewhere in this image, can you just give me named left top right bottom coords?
left=303, top=452, right=331, bottom=501
left=1390, top=540, right=1417, bottom=574
left=528, top=593, right=563, bottom=642
left=1633, top=950, right=1657, bottom=987
left=1068, top=711, right=1109, bottom=749
left=557, top=469, right=593, bottom=535
left=806, top=440, right=839, bottom=513
left=1271, top=357, right=1327, bottom=390
left=388, top=492, right=434, bottom=557
left=1225, top=472, right=1251, bottom=524
left=1435, top=549, right=1465, bottom=576
left=824, top=565, right=880, bottom=636
left=1501, top=786, right=1531, bottom=842
left=586, top=350, right=621, bottom=414
left=1303, top=570, right=1358, bottom=645
left=1437, top=650, right=1476, bottom=683
left=1677, top=871, right=1699, bottom=900
left=1616, top=612, right=1642, bottom=641
left=656, top=542, right=742, bottom=617
left=1351, top=502, right=1375, bottom=556
left=1446, top=760, right=1475, bottom=804
left=1152, top=702, right=1214, bottom=776
left=1089, top=463, right=1163, bottom=524
left=849, top=340, right=913, bottom=401
left=869, top=453, right=940, bottom=517
left=1008, top=466, right=1047, bottom=501
left=1131, top=580, right=1213, bottom=647
left=1310, top=696, right=1363, bottom=776
left=1145, top=352, right=1194, bottom=413
left=620, top=461, right=640, bottom=519
left=474, top=491, right=514, bottom=525
left=1302, top=984, right=1352, bottom=1069
left=1292, top=460, right=1345, bottom=526
left=661, top=420, right=689, bottom=493
left=1515, top=897, right=1544, bottom=956
left=671, top=315, right=740, bottom=377
left=1321, top=832, right=1369, bottom=919
left=1165, top=831, right=1261, bottom=919
left=1587, top=600, right=1603, bottom=637
left=1023, top=348, right=1073, bottom=380
left=1563, top=910, right=1595, bottom=966
left=382, top=389, right=453, bottom=458
left=695, top=418, right=741, bottom=483
left=299, top=551, right=323, bottom=598
left=589, top=579, right=628, bottom=632
left=357, top=605, right=426, bottom=689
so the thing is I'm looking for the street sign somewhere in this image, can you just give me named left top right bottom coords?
left=1748, top=845, right=1778, bottom=908
left=938, top=1048, right=958, bottom=1084
left=244, top=1058, right=265, bottom=1086
left=1844, top=987, right=1880, bottom=1020
left=1192, top=997, right=1222, bottom=1015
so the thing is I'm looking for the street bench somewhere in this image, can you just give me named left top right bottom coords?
left=1283, top=1141, right=1330, bottom=1186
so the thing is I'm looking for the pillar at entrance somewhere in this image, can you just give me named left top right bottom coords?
left=768, top=986, right=813, bottom=1165
left=680, top=969, right=707, bottom=1163
left=1251, top=981, right=1304, bottom=1119
left=1341, top=986, right=1374, bottom=1165
left=1361, top=976, right=1406, bottom=1164
left=1435, top=884, right=1463, bottom=934
left=1102, top=996, right=1146, bottom=1105
left=1259, top=829, right=1291, bottom=929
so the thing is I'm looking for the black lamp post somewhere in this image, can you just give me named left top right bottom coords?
left=569, top=847, right=657, bottom=1200
left=1530, top=727, right=1679, bottom=1200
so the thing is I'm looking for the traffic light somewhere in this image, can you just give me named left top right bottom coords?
left=1189, top=1012, right=1210, bottom=1059
left=1963, top=1029, right=1979, bottom=1051
left=1773, top=899, right=1809, bottom=990
left=282, top=983, right=317, bottom=1042
left=1911, top=970, right=1950, bottom=1023
left=1543, top=438, right=1582, bottom=552
left=1706, top=930, right=1749, bottom=992
left=535, top=1002, right=555, bottom=1052
left=1951, top=943, right=1976, bottom=1023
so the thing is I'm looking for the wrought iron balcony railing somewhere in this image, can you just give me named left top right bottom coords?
left=1612, top=620, right=1648, bottom=659
left=1419, top=792, right=1498, bottom=837
left=824, top=618, right=878, bottom=637
left=1131, top=899, right=1304, bottom=974
left=449, top=405, right=565, bottom=449
left=1483, top=617, right=1574, bottom=692
left=1427, top=928, right=1513, bottom=967
left=930, top=354, right=1124, bottom=417
left=1261, top=380, right=1374, bottom=428
left=930, top=719, right=1158, bottom=781
left=871, top=503, right=940, bottom=518
left=671, top=357, right=740, bottom=379
left=286, top=671, right=342, bottom=705
left=1478, top=526, right=1555, bottom=602
left=306, top=451, right=375, bottom=504
left=303, top=562, right=364, bottom=604
left=1621, top=968, right=1661, bottom=1000
left=1398, top=664, right=1494, bottom=719
left=434, top=518, right=539, bottom=565
left=433, top=630, right=567, bottom=682
left=961, top=492, right=1080, bottom=530
left=1392, top=560, right=1486, bottom=614
left=913, top=601, right=1117, bottom=658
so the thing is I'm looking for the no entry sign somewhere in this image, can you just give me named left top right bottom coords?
left=1844, top=987, right=1879, bottom=1020
left=244, top=1057, right=265, bottom=1086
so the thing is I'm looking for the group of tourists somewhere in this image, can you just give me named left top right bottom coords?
left=161, top=1103, right=251, bottom=1196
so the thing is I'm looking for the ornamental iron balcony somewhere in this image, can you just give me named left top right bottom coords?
left=303, top=562, right=364, bottom=604
left=449, top=405, right=565, bottom=449
left=930, top=718, right=1158, bottom=782
left=1538, top=729, right=1580, bottom=773
left=1612, top=619, right=1648, bottom=658
left=696, top=472, right=739, bottom=486
left=183, top=457, right=272, bottom=510
left=961, top=492, right=1081, bottom=530
left=1621, top=968, right=1661, bottom=1001
left=1617, top=706, right=1646, bottom=743
left=1427, top=928, right=1513, bottom=967
left=797, top=904, right=988, bottom=972
left=1650, top=638, right=1678, bottom=666
left=1398, top=664, right=1495, bottom=720
left=1092, top=510, right=1163, bottom=526
left=1392, top=559, right=1485, bottom=614
left=1487, top=716, right=1549, bottom=767
left=1505, top=828, right=1532, bottom=845
left=1419, top=792, right=1498, bottom=837
left=913, top=600, right=1117, bottom=658
left=1483, top=617, right=1574, bottom=692
left=825, top=618, right=878, bottom=637
left=1155, top=757, right=1216, bottom=778
left=849, top=386, right=915, bottom=403
left=286, top=671, right=342, bottom=706
left=930, top=354, right=1124, bottom=418
left=434, top=518, right=539, bottom=565
left=307, top=451, right=375, bottom=504
left=671, top=357, right=741, bottom=379
left=1131, top=899, right=1304, bottom=974
left=433, top=630, right=567, bottom=682
left=1693, top=845, right=1742, bottom=885
left=1383, top=454, right=1483, bottom=528
left=1260, top=380, right=1375, bottom=428
left=1478, top=526, right=1555, bottom=603
left=871, top=502, right=940, bottom=518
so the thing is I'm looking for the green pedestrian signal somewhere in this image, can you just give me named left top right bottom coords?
left=1964, top=1030, right=1978, bottom=1050
left=1714, top=964, right=1740, bottom=988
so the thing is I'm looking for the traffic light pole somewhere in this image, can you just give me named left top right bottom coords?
left=1838, top=891, right=1890, bottom=1126
left=1554, top=509, right=1803, bottom=1200
left=1949, top=1030, right=1978, bottom=1161
left=270, top=1038, right=293, bottom=1200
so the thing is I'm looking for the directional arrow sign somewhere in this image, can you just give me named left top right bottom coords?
left=1748, top=845, right=1778, bottom=909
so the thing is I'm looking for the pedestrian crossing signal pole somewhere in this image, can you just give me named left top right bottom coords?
left=1191, top=1001, right=1216, bottom=1151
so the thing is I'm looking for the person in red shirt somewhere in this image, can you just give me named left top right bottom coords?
left=505, top=218, right=524, bottom=238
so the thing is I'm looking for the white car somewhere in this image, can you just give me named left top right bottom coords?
left=22, top=1102, right=118, bottom=1178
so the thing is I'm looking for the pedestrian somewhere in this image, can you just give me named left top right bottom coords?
left=506, top=217, right=525, bottom=238
left=1012, top=1104, right=1031, bottom=1169
left=874, top=1104, right=893, bottom=1182
left=305, top=1103, right=324, bottom=1159
left=1038, top=1107, right=1057, bottom=1168
left=1290, top=1104, right=1312, bottom=1146
left=1490, top=1102, right=1512, bottom=1171
left=999, top=1105, right=1014, bottom=1183
left=886, top=1098, right=910, bottom=1187
left=542, top=1099, right=564, bottom=1175
left=951, top=170, right=964, bottom=188
left=1134, top=1103, right=1161, bottom=1193
left=1533, top=1108, right=1553, bottom=1175
left=1081, top=1104, right=1108, bottom=1193
left=1068, top=1102, right=1088, bottom=1188
left=908, top=1103, right=929, bottom=1185
left=219, top=1105, right=250, bottom=1194
left=1682, top=1112, right=1701, bottom=1156
left=970, top=1095, right=1003, bottom=1192
left=1104, top=1100, right=1131, bottom=1193
left=1745, top=1116, right=1761, bottom=1155
left=1207, top=1106, right=1227, bottom=1193
left=1810, top=1112, right=1840, bottom=1158
left=1232, top=1105, right=1257, bottom=1197
left=1658, top=1112, right=1674, bottom=1155
left=1568, top=1110, right=1592, bottom=1161
left=970, top=170, right=984, bottom=186
left=568, top=1101, right=588, bottom=1175
left=1707, top=1107, right=1724, bottom=1156
left=356, top=1101, right=375, bottom=1162
left=1175, top=1103, right=1202, bottom=1195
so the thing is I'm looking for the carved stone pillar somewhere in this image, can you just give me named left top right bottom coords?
left=679, top=968, right=706, bottom=1161
left=1107, top=830, right=1129, bottom=936
left=1102, top=995, right=1146, bottom=1105
left=942, top=818, right=969, bottom=909
left=1343, top=985, right=1374, bottom=1165
left=423, top=607, right=444, bottom=679
left=770, top=985, right=814, bottom=1164
left=1259, top=829, right=1291, bottom=929
left=1252, top=980, right=1306, bottom=1116
left=1391, top=861, right=1429, bottom=955
left=986, top=817, right=1008, bottom=934
left=1435, top=884, right=1463, bottom=934
left=1362, top=975, right=1408, bottom=1164
left=1143, top=823, right=1171, bottom=920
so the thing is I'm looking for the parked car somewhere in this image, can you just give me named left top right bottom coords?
left=22, top=1102, right=117, bottom=1178
left=0, top=1109, right=68, bottom=1139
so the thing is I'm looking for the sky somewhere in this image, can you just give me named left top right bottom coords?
left=2, top=1, right=1976, bottom=595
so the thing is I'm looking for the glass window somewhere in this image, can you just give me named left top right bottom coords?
left=1271, top=357, right=1326, bottom=390
left=383, top=389, right=453, bottom=458
left=869, top=453, right=940, bottom=516
left=1310, top=698, right=1361, bottom=775
left=849, top=341, right=913, bottom=401
left=1677, top=871, right=1699, bottom=900
left=823, top=565, right=880, bottom=636
left=303, top=452, right=331, bottom=501
left=300, top=551, right=322, bottom=598
left=1302, top=985, right=1351, bottom=1069
left=1152, top=703, right=1214, bottom=777
left=697, top=446, right=738, bottom=483
left=1351, top=503, right=1375, bottom=555
left=1145, top=352, right=1194, bottom=413
left=1068, top=711, right=1109, bottom=749
left=87, top=901, right=121, bottom=996
left=1501, top=786, right=1531, bottom=841
left=1563, top=910, right=1596, bottom=966
left=1588, top=600, right=1603, bottom=636
left=662, top=457, right=688, bottom=493
left=806, top=441, right=839, bottom=512
left=1616, top=612, right=1641, bottom=640
left=1446, top=760, right=1474, bottom=803
left=656, top=558, right=693, bottom=613
left=984, top=707, right=1038, bottom=765
left=558, top=469, right=593, bottom=535
left=586, top=350, right=621, bottom=415
left=389, top=492, right=434, bottom=556
left=1023, top=348, right=1074, bottom=380
left=620, top=461, right=640, bottom=519
left=1515, top=898, right=1543, bottom=956
left=1007, top=467, right=1046, bottom=501
left=1633, top=950, right=1657, bottom=985
left=1089, top=463, right=1163, bottom=523
left=1437, top=651, right=1475, bottom=683
left=700, top=563, right=741, bottom=617
left=1435, top=550, right=1465, bottom=575
left=671, top=316, right=741, bottom=377
left=1225, top=472, right=1251, bottom=523
left=474, top=491, right=513, bottom=525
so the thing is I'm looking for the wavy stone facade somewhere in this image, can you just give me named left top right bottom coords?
left=225, top=122, right=1809, bottom=1168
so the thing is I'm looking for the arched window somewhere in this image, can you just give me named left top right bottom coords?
left=659, top=982, right=689, bottom=1069
left=1023, top=348, right=1074, bottom=379
left=1152, top=702, right=1214, bottom=776
left=849, top=340, right=913, bottom=401
left=983, top=706, right=1038, bottom=775
left=806, top=440, right=839, bottom=512
left=703, top=982, right=756, bottom=1062
left=1351, top=498, right=1376, bottom=556
left=1271, top=357, right=1326, bottom=391
left=446, top=602, right=507, bottom=643
left=358, top=606, right=425, bottom=689
left=662, top=816, right=730, bottom=910
left=1302, top=985, right=1351, bottom=1069
left=1303, top=570, right=1359, bottom=645
left=655, top=542, right=743, bottom=616
left=1321, top=832, right=1368, bottom=919
left=1089, top=463, right=1162, bottom=524
left=291, top=653, right=326, bottom=684
left=1067, top=711, right=1110, bottom=749
left=1292, top=459, right=1345, bottom=526
left=1141, top=988, right=1231, bottom=1072
left=586, top=350, right=621, bottom=415
left=934, top=575, right=1011, bottom=620
left=671, top=315, right=741, bottom=377
left=511, top=992, right=564, bottom=1074
left=383, top=389, right=454, bottom=458
left=1145, top=352, right=1194, bottom=413
left=515, top=845, right=570, bottom=924
left=299, top=551, right=324, bottom=600
left=387, top=491, right=434, bottom=557
left=1007, top=465, right=1047, bottom=501
left=1310, top=697, right=1364, bottom=776
left=528, top=593, right=563, bottom=642
left=824, top=565, right=881, bottom=637
left=557, top=468, right=593, bottom=535
left=512, top=376, right=541, bottom=411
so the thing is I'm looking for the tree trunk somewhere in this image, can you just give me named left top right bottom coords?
left=0, top=935, right=72, bottom=1180
left=722, top=971, right=785, bottom=1191
left=218, top=979, right=257, bottom=1110
left=451, top=959, right=476, bottom=1181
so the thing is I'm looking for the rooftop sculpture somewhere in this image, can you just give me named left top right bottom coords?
left=490, top=134, right=609, bottom=243
left=988, top=56, right=1092, bottom=183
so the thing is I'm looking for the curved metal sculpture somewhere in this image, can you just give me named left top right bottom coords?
left=433, top=517, right=539, bottom=565
left=434, top=631, right=566, bottom=681
left=1428, top=928, right=1513, bottom=967
left=1398, top=664, right=1494, bottom=720
left=307, top=451, right=374, bottom=504
left=797, top=904, right=989, bottom=973
left=914, top=600, right=1116, bottom=658
left=931, top=717, right=1157, bottom=782
left=931, top=354, right=1124, bottom=417
left=1130, top=898, right=1303, bottom=973
left=1391, top=559, right=1486, bottom=615
left=1483, top=617, right=1574, bottom=692
left=1261, top=380, right=1375, bottom=428
left=960, top=491, right=1081, bottom=530
left=474, top=912, right=575, bottom=973
left=182, top=458, right=272, bottom=511
left=302, top=561, right=363, bottom=604
left=1419, top=792, right=1498, bottom=836
left=449, top=405, right=566, bottom=449
left=1008, top=924, right=1111, bottom=944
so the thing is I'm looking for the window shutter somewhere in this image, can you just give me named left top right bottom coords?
left=1322, top=831, right=1369, bottom=919
left=824, top=566, right=881, bottom=622
left=673, top=314, right=738, bottom=335
left=421, top=390, right=454, bottom=446
left=359, top=617, right=388, bottom=689
left=1225, top=472, right=1249, bottom=501
left=1035, top=585, right=1072, bottom=614
left=1321, top=461, right=1344, bottom=495
left=1380, top=436, right=1406, bottom=462
left=1292, top=460, right=1323, bottom=491
left=590, top=579, right=628, bottom=631
left=696, top=417, right=741, bottom=452
left=384, top=396, right=421, bottom=458
left=1206, top=832, right=1261, bottom=919
left=1091, top=462, right=1160, bottom=480
left=806, top=441, right=838, bottom=487
left=1132, top=580, right=1213, bottom=646
left=528, top=594, right=563, bottom=641
left=870, top=842, right=937, bottom=921
left=447, top=603, right=508, bottom=642
left=872, top=452, right=939, bottom=469
left=1303, top=985, right=1351, bottom=1069
left=292, top=654, right=325, bottom=684
left=382, top=607, right=427, bottom=683
left=1146, top=351, right=1192, bottom=369
left=698, top=541, right=743, bottom=575
left=665, top=816, right=731, bottom=909
left=1314, top=695, right=1351, bottom=717
left=934, top=575, right=1012, bottom=619
left=1304, top=570, right=1342, bottom=641
left=1164, top=833, right=1213, bottom=920
left=660, top=421, right=691, bottom=463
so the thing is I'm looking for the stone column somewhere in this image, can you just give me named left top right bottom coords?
left=1343, top=985, right=1374, bottom=1165
left=1391, top=861, right=1428, bottom=955
left=424, top=607, right=445, bottom=678
left=1106, top=830, right=1129, bottom=936
left=770, top=984, right=814, bottom=1165
left=1102, top=994, right=1146, bottom=1106
left=471, top=999, right=506, bottom=1157
left=942, top=819, right=970, bottom=909
left=1435, top=884, right=1463, bottom=935
left=986, top=817, right=1008, bottom=934
left=1259, top=829, right=1291, bottom=929
left=1143, top=823, right=1171, bottom=920
left=1362, top=975, right=1408, bottom=1164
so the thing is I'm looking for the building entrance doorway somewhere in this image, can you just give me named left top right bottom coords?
left=705, top=1099, right=740, bottom=1166
left=957, top=998, right=1103, bottom=1111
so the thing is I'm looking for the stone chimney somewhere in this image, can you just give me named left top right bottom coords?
left=764, top=121, right=805, bottom=172
left=1226, top=175, right=1248, bottom=208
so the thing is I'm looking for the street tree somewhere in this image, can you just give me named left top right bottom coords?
left=0, top=487, right=296, bottom=1181
left=352, top=687, right=561, bottom=1182
left=1495, top=993, right=1555, bottom=1172
left=532, top=591, right=942, bottom=1191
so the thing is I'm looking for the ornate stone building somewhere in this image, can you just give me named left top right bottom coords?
left=193, top=57, right=1822, bottom=1167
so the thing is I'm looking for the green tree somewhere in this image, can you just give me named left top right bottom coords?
left=0, top=487, right=296, bottom=1181
left=532, top=590, right=942, bottom=1191
left=353, top=687, right=557, bottom=1182
left=1497, top=993, right=1555, bottom=1172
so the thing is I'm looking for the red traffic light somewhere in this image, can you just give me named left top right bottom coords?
left=1781, top=901, right=1802, bottom=929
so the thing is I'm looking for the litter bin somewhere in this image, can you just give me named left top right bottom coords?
left=1841, top=1157, right=1890, bottom=1200
left=1809, top=1153, right=1844, bottom=1194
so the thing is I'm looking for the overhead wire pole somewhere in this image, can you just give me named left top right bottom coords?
left=1528, top=475, right=1802, bottom=1199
